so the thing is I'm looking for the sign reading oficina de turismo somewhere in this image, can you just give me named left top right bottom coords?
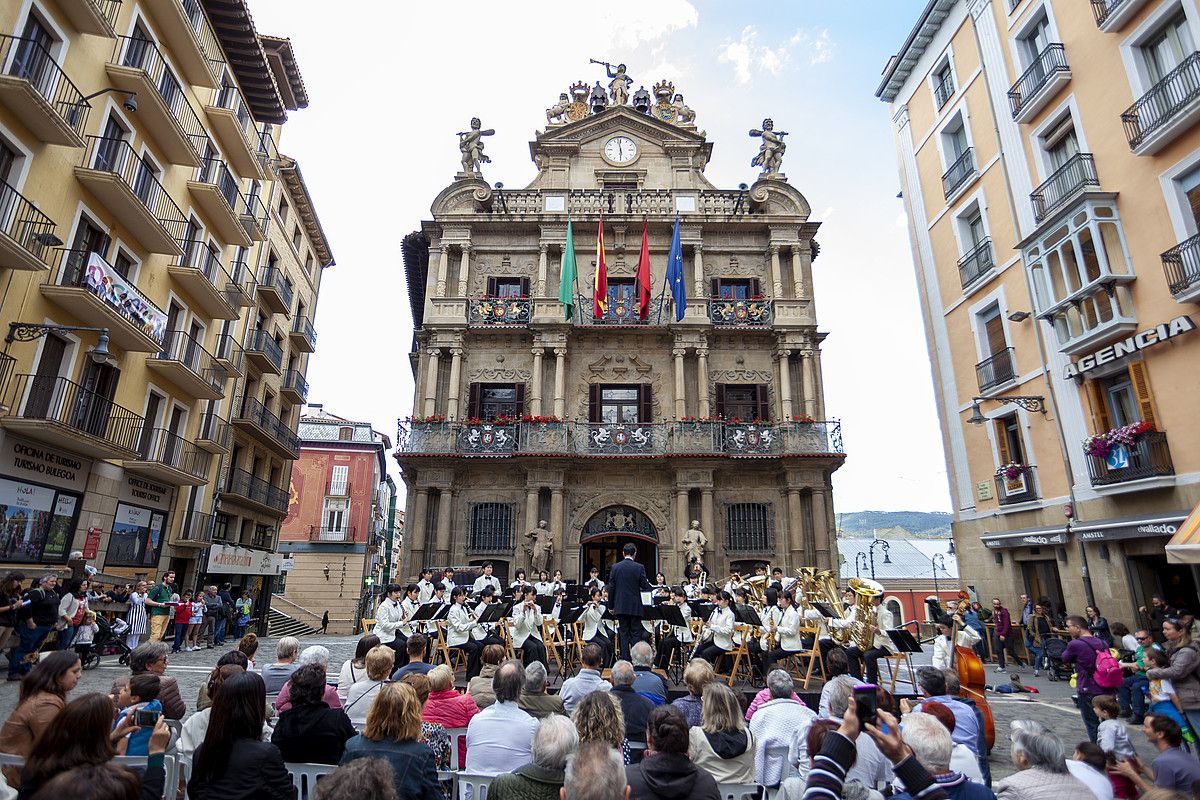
left=1064, top=315, right=1195, bottom=379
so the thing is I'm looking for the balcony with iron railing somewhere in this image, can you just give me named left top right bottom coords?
left=226, top=259, right=256, bottom=308
left=106, top=36, right=209, bottom=166
left=975, top=347, right=1017, bottom=392
left=0, top=353, right=15, bottom=400
left=256, top=266, right=293, bottom=315
left=289, top=316, right=316, bottom=352
left=468, top=296, right=531, bottom=326
left=244, top=328, right=283, bottom=375
left=398, top=419, right=845, bottom=459
left=1161, top=232, right=1200, bottom=303
left=175, top=509, right=215, bottom=546
left=1090, top=0, right=1150, bottom=31
left=487, top=187, right=754, bottom=219
left=958, top=238, right=995, bottom=289
left=280, top=369, right=309, bottom=404
left=188, top=157, right=252, bottom=246
left=709, top=297, right=773, bottom=327
left=0, top=34, right=89, bottom=146
left=995, top=465, right=1039, bottom=506
left=204, top=83, right=264, bottom=180
left=220, top=467, right=289, bottom=514
left=934, top=73, right=954, bottom=108
left=1030, top=153, right=1099, bottom=224
left=212, top=331, right=244, bottom=377
left=142, top=0, right=224, bottom=88
left=1008, top=44, right=1071, bottom=123
left=942, top=147, right=976, bottom=199
left=42, top=248, right=167, bottom=352
left=240, top=192, right=268, bottom=241
left=60, top=0, right=122, bottom=37
left=0, top=178, right=58, bottom=271
left=147, top=330, right=226, bottom=400
left=233, top=396, right=299, bottom=459
left=309, top=525, right=355, bottom=542
left=1122, top=52, right=1200, bottom=155
left=75, top=136, right=187, bottom=255
left=168, top=239, right=240, bottom=321
left=1086, top=431, right=1174, bottom=488
left=0, top=373, right=144, bottom=459
left=126, top=427, right=210, bottom=485
left=195, top=409, right=231, bottom=453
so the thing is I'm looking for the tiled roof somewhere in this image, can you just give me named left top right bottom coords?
left=837, top=537, right=958, bottom=581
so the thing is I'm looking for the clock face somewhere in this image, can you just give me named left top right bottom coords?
left=604, top=136, right=638, bottom=163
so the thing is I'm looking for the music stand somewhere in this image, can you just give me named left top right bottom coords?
left=536, top=596, right=556, bottom=615
left=811, top=601, right=839, bottom=619
left=733, top=604, right=763, bottom=627
left=658, top=604, right=691, bottom=684
left=885, top=629, right=921, bottom=692
left=688, top=601, right=715, bottom=620
left=477, top=601, right=512, bottom=625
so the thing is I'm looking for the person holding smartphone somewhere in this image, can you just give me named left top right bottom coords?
left=113, top=672, right=163, bottom=756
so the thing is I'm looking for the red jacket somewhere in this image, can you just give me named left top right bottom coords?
left=423, top=689, right=479, bottom=769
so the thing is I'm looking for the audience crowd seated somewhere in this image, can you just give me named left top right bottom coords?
left=626, top=705, right=720, bottom=800
left=273, top=646, right=342, bottom=713
left=107, top=643, right=185, bottom=720
left=340, top=681, right=442, bottom=800
left=271, top=663, right=356, bottom=765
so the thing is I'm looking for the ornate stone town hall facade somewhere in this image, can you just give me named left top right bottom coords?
left=397, top=74, right=845, bottom=583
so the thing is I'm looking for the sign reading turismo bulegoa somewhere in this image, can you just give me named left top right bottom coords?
left=1064, top=315, right=1195, bottom=378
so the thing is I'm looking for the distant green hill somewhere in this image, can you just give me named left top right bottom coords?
left=836, top=510, right=952, bottom=538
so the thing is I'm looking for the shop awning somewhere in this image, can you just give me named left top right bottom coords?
left=980, top=526, right=1069, bottom=550
left=1072, top=512, right=1188, bottom=543
left=1166, top=499, right=1200, bottom=564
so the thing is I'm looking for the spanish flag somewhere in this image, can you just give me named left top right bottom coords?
left=593, top=215, right=608, bottom=318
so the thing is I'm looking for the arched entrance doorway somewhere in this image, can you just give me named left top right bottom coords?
left=579, top=506, right=658, bottom=581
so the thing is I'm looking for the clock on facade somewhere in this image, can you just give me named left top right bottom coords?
left=603, top=136, right=638, bottom=163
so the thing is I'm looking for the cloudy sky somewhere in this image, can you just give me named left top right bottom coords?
left=247, top=0, right=948, bottom=514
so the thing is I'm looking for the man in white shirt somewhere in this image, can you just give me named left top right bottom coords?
left=465, top=659, right=539, bottom=776
left=472, top=562, right=503, bottom=595
left=750, top=670, right=816, bottom=788
left=808, top=679, right=893, bottom=790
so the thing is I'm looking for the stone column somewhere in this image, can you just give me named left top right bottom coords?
left=456, top=244, right=470, bottom=298
left=422, top=347, right=440, bottom=417
left=791, top=247, right=806, bottom=300
left=537, top=243, right=549, bottom=296
left=530, top=347, right=544, bottom=416
left=435, top=247, right=449, bottom=297
left=525, top=488, right=539, bottom=531
left=777, top=349, right=793, bottom=420
left=811, top=487, right=831, bottom=570
left=812, top=350, right=826, bottom=420
left=408, top=487, right=429, bottom=577
left=673, top=348, right=686, bottom=418
left=800, top=349, right=817, bottom=418
left=696, top=347, right=710, bottom=417
left=786, top=487, right=804, bottom=567
left=435, top=487, right=453, bottom=559
left=700, top=488, right=714, bottom=559
left=693, top=245, right=704, bottom=298
left=553, top=348, right=567, bottom=418
left=769, top=245, right=783, bottom=298
left=550, top=487, right=565, bottom=564
left=446, top=347, right=463, bottom=420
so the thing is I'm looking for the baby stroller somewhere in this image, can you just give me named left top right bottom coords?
left=1040, top=636, right=1073, bottom=681
left=81, top=616, right=131, bottom=670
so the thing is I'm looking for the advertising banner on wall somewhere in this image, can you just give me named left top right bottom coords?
left=207, top=543, right=283, bottom=576
left=105, top=502, right=166, bottom=567
left=0, top=476, right=82, bottom=563
left=84, top=252, right=167, bottom=344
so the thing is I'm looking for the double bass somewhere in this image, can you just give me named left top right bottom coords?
left=950, top=596, right=996, bottom=749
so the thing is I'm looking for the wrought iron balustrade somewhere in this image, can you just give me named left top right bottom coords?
left=457, top=422, right=517, bottom=455
left=934, top=74, right=954, bottom=108
left=942, top=147, right=976, bottom=198
left=995, top=465, right=1038, bottom=505
left=309, top=525, right=355, bottom=542
left=282, top=369, right=309, bottom=402
left=1008, top=44, right=1069, bottom=118
left=1161, top=233, right=1200, bottom=298
left=0, top=178, right=56, bottom=264
left=177, top=510, right=214, bottom=544
left=53, top=248, right=167, bottom=345
left=112, top=35, right=210, bottom=158
left=469, top=296, right=531, bottom=326
left=709, top=297, right=772, bottom=327
left=1121, top=52, right=1200, bottom=150
left=236, top=396, right=298, bottom=454
left=136, top=427, right=209, bottom=480
left=224, top=467, right=288, bottom=512
left=958, top=238, right=995, bottom=288
left=259, top=265, right=293, bottom=308
left=0, top=34, right=89, bottom=136
left=155, top=329, right=225, bottom=393
left=3, top=373, right=144, bottom=453
left=976, top=347, right=1017, bottom=392
left=1085, top=431, right=1174, bottom=487
left=79, top=137, right=188, bottom=241
left=1030, top=153, right=1099, bottom=223
left=245, top=328, right=283, bottom=371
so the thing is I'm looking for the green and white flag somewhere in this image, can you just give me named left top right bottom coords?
left=559, top=217, right=578, bottom=320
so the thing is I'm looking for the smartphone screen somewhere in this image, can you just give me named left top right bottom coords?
left=853, top=684, right=879, bottom=727
left=135, top=709, right=160, bottom=728
left=20, top=599, right=30, bottom=607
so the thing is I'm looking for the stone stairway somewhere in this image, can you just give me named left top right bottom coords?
left=267, top=606, right=321, bottom=638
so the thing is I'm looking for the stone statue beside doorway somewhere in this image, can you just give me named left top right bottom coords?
left=525, top=519, right=555, bottom=573
left=680, top=520, right=707, bottom=568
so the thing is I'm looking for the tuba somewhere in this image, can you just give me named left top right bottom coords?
left=847, top=577, right=885, bottom=652
left=797, top=566, right=851, bottom=645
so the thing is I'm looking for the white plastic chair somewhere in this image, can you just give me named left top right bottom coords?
left=759, top=742, right=792, bottom=790
left=445, top=726, right=468, bottom=770
left=285, top=761, right=336, bottom=800
left=718, top=783, right=761, bottom=800
left=454, top=771, right=494, bottom=800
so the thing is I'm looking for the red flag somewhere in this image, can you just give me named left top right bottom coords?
left=636, top=217, right=651, bottom=320
left=593, top=215, right=608, bottom=318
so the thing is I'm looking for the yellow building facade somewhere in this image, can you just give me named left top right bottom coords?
left=878, top=0, right=1200, bottom=621
left=0, top=0, right=332, bottom=604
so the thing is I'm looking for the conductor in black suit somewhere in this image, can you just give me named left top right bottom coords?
left=608, top=542, right=654, bottom=661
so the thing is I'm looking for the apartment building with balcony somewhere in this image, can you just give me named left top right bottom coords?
left=277, top=406, right=389, bottom=635
left=396, top=84, right=845, bottom=584
left=0, top=0, right=332, bottom=611
left=877, top=0, right=1200, bottom=621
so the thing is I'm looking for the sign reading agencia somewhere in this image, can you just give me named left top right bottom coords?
left=1064, top=315, right=1195, bottom=379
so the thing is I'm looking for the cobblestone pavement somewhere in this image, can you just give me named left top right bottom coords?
left=0, top=635, right=1161, bottom=781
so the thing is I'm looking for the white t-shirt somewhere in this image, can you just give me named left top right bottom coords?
left=1066, top=759, right=1115, bottom=800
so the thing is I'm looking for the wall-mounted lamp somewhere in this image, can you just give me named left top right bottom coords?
left=1007, top=311, right=1032, bottom=322
left=967, top=394, right=1047, bottom=425
left=79, top=87, right=137, bottom=113
left=6, top=323, right=114, bottom=366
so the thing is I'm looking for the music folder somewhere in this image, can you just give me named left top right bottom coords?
left=733, top=604, right=762, bottom=627
left=811, top=601, right=839, bottom=619
left=559, top=604, right=586, bottom=625
left=659, top=604, right=689, bottom=628
left=536, top=596, right=556, bottom=615
left=412, top=602, right=441, bottom=621
left=477, top=601, right=512, bottom=624
left=887, top=628, right=922, bottom=653
left=687, top=601, right=715, bottom=619
left=430, top=602, right=451, bottom=621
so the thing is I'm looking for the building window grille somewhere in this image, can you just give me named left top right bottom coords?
left=726, top=503, right=772, bottom=551
left=469, top=503, right=515, bottom=552
left=330, top=465, right=349, bottom=495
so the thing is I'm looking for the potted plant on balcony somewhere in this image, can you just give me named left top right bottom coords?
left=996, top=462, right=1026, bottom=481
left=518, top=414, right=566, bottom=451
left=1083, top=420, right=1154, bottom=461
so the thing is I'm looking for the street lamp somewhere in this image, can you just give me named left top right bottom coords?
left=5, top=323, right=114, bottom=366
left=867, top=538, right=891, bottom=581
left=967, top=395, right=1047, bottom=425
left=854, top=552, right=868, bottom=579
left=931, top=552, right=946, bottom=599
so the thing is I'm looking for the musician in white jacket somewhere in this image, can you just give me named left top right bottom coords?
left=581, top=586, right=613, bottom=665
left=373, top=584, right=407, bottom=653
left=472, top=562, right=502, bottom=595
left=654, top=587, right=695, bottom=671
left=931, top=612, right=982, bottom=670
left=446, top=587, right=485, bottom=678
left=697, top=590, right=736, bottom=667
left=416, top=569, right=435, bottom=603
left=510, top=585, right=548, bottom=667
left=398, top=584, right=421, bottom=640
left=761, top=590, right=805, bottom=676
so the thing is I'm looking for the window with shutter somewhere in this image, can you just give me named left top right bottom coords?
left=993, top=414, right=1024, bottom=464
left=468, top=383, right=482, bottom=419
left=715, top=384, right=727, bottom=418
left=755, top=384, right=770, bottom=422
left=1084, top=380, right=1113, bottom=432
left=588, top=384, right=601, bottom=423
left=721, top=384, right=767, bottom=421
left=1126, top=362, right=1157, bottom=429
left=594, top=385, right=640, bottom=423
left=329, top=465, right=349, bottom=495
left=638, top=384, right=653, bottom=423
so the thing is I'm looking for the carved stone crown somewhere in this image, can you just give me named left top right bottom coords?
left=653, top=80, right=675, bottom=101
left=570, top=81, right=590, bottom=101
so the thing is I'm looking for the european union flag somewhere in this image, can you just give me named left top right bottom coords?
left=665, top=214, right=686, bottom=321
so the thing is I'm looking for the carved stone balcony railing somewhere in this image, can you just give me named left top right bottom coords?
left=1086, top=431, right=1174, bottom=487
left=1122, top=51, right=1200, bottom=155
left=958, top=238, right=995, bottom=289
left=1031, top=153, right=1099, bottom=223
left=995, top=465, right=1039, bottom=505
left=1008, top=44, right=1071, bottom=122
left=491, top=188, right=751, bottom=219
left=1161, top=233, right=1200, bottom=302
left=397, top=420, right=845, bottom=459
left=709, top=297, right=772, bottom=327
left=976, top=347, right=1017, bottom=392
left=469, top=296, right=531, bottom=326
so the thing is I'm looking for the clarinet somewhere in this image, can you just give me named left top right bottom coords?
left=689, top=608, right=717, bottom=660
